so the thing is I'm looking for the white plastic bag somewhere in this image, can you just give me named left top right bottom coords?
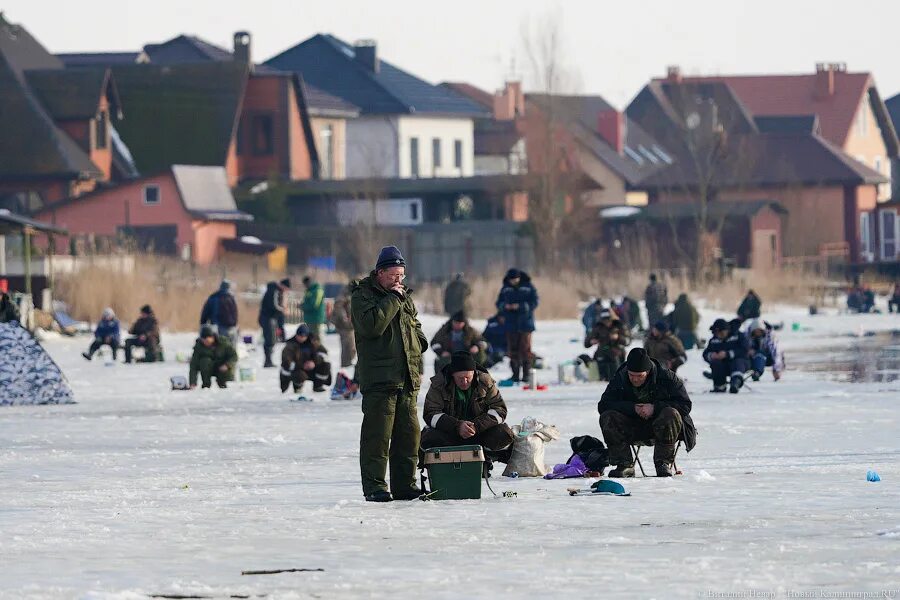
left=503, top=417, right=560, bottom=477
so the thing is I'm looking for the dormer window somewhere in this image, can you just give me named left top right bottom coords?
left=94, top=110, right=108, bottom=150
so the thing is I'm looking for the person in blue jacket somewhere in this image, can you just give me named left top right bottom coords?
left=83, top=307, right=121, bottom=361
left=703, top=318, right=750, bottom=393
left=482, top=312, right=508, bottom=368
left=495, top=268, right=538, bottom=383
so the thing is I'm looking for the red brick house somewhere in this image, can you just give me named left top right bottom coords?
left=0, top=15, right=135, bottom=210
left=35, top=165, right=251, bottom=265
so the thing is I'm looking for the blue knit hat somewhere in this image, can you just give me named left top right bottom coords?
left=375, top=246, right=406, bottom=271
left=296, top=323, right=310, bottom=337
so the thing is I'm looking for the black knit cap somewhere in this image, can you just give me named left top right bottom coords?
left=280, top=278, right=292, bottom=289
left=199, top=325, right=216, bottom=338
left=626, top=348, right=652, bottom=372
left=375, top=246, right=406, bottom=271
left=140, top=304, right=152, bottom=314
left=451, top=310, right=467, bottom=322
left=710, top=318, right=729, bottom=332
left=448, top=351, right=477, bottom=374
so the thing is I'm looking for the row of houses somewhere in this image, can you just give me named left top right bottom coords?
left=1, top=12, right=899, bottom=275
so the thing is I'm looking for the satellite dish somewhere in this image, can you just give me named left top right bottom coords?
left=686, top=112, right=701, bottom=130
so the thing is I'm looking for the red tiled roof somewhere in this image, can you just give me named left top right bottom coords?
left=655, top=72, right=872, bottom=147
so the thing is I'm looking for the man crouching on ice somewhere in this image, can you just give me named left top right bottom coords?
left=422, top=351, right=515, bottom=464
left=598, top=348, right=696, bottom=477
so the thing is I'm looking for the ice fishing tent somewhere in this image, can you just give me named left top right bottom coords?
left=0, top=322, right=74, bottom=405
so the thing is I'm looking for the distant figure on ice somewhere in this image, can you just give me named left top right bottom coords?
left=0, top=288, right=19, bottom=323
left=703, top=318, right=749, bottom=393
left=330, top=282, right=356, bottom=368
left=890, top=283, right=900, bottom=314
left=482, top=312, right=508, bottom=368
left=189, top=325, right=237, bottom=389
left=581, top=298, right=601, bottom=336
left=598, top=348, right=696, bottom=478
left=617, top=296, right=643, bottom=333
left=430, top=310, right=486, bottom=374
left=668, top=293, right=700, bottom=349
left=644, top=273, right=668, bottom=326
left=737, top=290, right=762, bottom=321
left=280, top=323, right=332, bottom=394
left=643, top=320, right=687, bottom=373
left=422, top=351, right=515, bottom=468
left=584, top=308, right=629, bottom=381
left=443, top=272, right=472, bottom=317
left=351, top=246, right=428, bottom=503
left=847, top=282, right=876, bottom=314
left=200, top=280, right=238, bottom=346
left=259, top=278, right=291, bottom=368
left=496, top=268, right=538, bottom=383
left=301, top=276, right=326, bottom=339
left=124, top=305, right=161, bottom=363
left=747, top=320, right=784, bottom=381
left=82, top=307, right=120, bottom=361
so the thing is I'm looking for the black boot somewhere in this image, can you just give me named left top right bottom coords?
left=729, top=374, right=744, bottom=394
left=508, top=361, right=521, bottom=383
left=655, top=462, right=675, bottom=477
left=82, top=351, right=92, bottom=361
left=365, top=490, right=393, bottom=502
left=608, top=465, right=635, bottom=478
left=521, top=361, right=532, bottom=385
left=263, top=349, right=275, bottom=368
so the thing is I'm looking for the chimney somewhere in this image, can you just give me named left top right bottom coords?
left=597, top=110, right=624, bottom=154
left=815, top=62, right=837, bottom=98
left=234, top=31, right=252, bottom=70
left=666, top=65, right=682, bottom=84
left=354, top=40, right=379, bottom=73
left=493, top=81, right=524, bottom=121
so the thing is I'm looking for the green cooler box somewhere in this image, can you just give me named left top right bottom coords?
left=423, top=445, right=484, bottom=500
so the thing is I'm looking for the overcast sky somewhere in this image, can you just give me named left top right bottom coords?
left=5, top=0, right=899, bottom=107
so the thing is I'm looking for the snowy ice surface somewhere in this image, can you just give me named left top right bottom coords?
left=1, top=305, right=899, bottom=599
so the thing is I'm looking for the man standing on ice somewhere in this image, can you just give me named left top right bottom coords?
left=351, top=246, right=429, bottom=502
left=598, top=348, right=696, bottom=477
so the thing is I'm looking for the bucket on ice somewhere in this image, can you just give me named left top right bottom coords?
left=239, top=367, right=256, bottom=382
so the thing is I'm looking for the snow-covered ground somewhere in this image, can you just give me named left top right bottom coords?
left=1, top=305, right=899, bottom=599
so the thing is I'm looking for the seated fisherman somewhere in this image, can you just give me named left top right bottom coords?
left=598, top=348, right=696, bottom=478
left=643, top=320, right=687, bottom=373
left=703, top=318, right=750, bottom=393
left=280, top=323, right=332, bottom=393
left=430, top=310, right=487, bottom=374
left=747, top=319, right=784, bottom=382
left=422, top=351, right=515, bottom=461
left=482, top=312, right=508, bottom=368
left=83, top=307, right=121, bottom=361
left=189, top=325, right=238, bottom=389
left=584, top=308, right=630, bottom=381
left=124, top=305, right=161, bottom=363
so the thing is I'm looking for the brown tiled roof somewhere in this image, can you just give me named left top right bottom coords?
left=25, top=68, right=119, bottom=120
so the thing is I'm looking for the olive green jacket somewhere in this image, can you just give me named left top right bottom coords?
left=350, top=274, right=428, bottom=394
left=189, top=336, right=238, bottom=385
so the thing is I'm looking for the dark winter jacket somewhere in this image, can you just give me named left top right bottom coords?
left=424, top=366, right=508, bottom=434
left=644, top=281, right=668, bottom=311
left=582, top=301, right=602, bottom=333
left=669, top=294, right=699, bottom=333
left=188, top=335, right=238, bottom=385
left=585, top=317, right=630, bottom=360
left=737, top=292, right=762, bottom=320
left=430, top=320, right=486, bottom=356
left=350, top=273, right=428, bottom=394
left=0, top=292, right=19, bottom=323
left=129, top=314, right=160, bottom=347
left=643, top=331, right=686, bottom=365
left=598, top=359, right=696, bottom=452
left=495, top=272, right=538, bottom=332
left=483, top=316, right=508, bottom=352
left=703, top=329, right=750, bottom=363
left=301, top=282, right=327, bottom=325
left=201, top=290, right=238, bottom=328
left=281, top=334, right=328, bottom=373
left=331, top=287, right=353, bottom=332
left=443, top=278, right=472, bottom=316
left=258, top=282, right=286, bottom=324
left=94, top=318, right=121, bottom=343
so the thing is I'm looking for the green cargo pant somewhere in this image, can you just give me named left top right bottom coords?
left=359, top=386, right=421, bottom=497
left=195, top=359, right=234, bottom=388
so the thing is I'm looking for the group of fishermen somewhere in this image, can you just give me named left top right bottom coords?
left=81, top=305, right=162, bottom=364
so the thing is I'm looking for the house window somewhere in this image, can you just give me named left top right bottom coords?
left=432, top=138, right=441, bottom=172
left=860, top=212, right=873, bottom=261
left=881, top=210, right=897, bottom=260
left=320, top=124, right=334, bottom=179
left=410, top=202, right=419, bottom=221
left=252, top=114, right=274, bottom=155
left=454, top=139, right=463, bottom=170
left=143, top=184, right=160, bottom=205
left=856, top=105, right=868, bottom=136
left=94, top=110, right=108, bottom=150
left=410, top=137, right=420, bottom=178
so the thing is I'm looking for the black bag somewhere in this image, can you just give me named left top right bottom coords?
left=569, top=435, right=609, bottom=472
